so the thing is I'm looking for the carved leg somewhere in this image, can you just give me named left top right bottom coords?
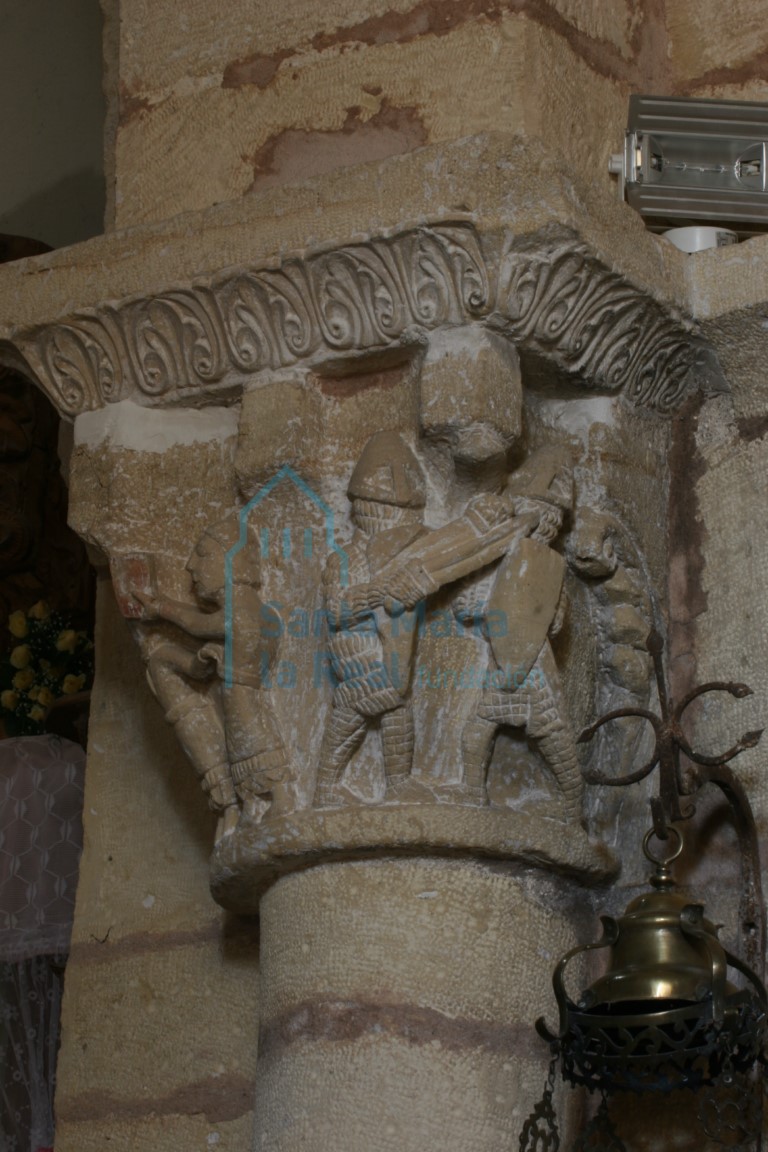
left=528, top=706, right=583, bottom=823
left=521, top=649, right=584, bottom=823
left=169, top=696, right=239, bottom=841
left=168, top=697, right=235, bottom=808
left=157, top=675, right=230, bottom=797
left=381, top=702, right=414, bottom=796
left=459, top=715, right=496, bottom=804
left=314, top=704, right=367, bottom=807
left=224, top=685, right=293, bottom=822
left=146, top=643, right=238, bottom=839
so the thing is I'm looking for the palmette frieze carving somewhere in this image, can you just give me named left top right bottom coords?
left=11, top=223, right=721, bottom=416
left=493, top=230, right=701, bottom=412
left=18, top=225, right=488, bottom=415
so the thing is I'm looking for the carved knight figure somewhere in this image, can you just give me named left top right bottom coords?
left=136, top=514, right=294, bottom=837
left=314, top=431, right=430, bottom=807
left=314, top=430, right=547, bottom=809
left=456, top=447, right=584, bottom=822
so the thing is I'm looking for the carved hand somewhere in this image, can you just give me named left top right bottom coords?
left=133, top=589, right=164, bottom=620
left=379, top=560, right=439, bottom=612
left=349, top=585, right=386, bottom=615
left=328, top=584, right=383, bottom=622
left=202, top=763, right=237, bottom=811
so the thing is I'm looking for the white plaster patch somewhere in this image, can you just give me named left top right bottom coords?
left=529, top=393, right=617, bottom=442
left=142, top=894, right=156, bottom=908
left=539, top=396, right=618, bottom=440
left=74, top=399, right=239, bottom=453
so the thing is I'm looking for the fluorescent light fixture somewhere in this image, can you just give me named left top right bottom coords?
left=609, top=95, right=768, bottom=231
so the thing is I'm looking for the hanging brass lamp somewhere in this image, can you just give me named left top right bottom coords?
left=519, top=631, right=767, bottom=1150
left=539, top=828, right=766, bottom=1100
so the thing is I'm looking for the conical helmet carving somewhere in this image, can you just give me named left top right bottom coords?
left=348, top=431, right=426, bottom=508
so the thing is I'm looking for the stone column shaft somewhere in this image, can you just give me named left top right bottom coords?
left=252, top=857, right=581, bottom=1152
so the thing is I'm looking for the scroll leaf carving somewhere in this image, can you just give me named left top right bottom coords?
left=258, top=265, right=316, bottom=362
left=14, top=223, right=719, bottom=416
left=125, top=290, right=230, bottom=397
left=36, top=320, right=121, bottom=415
left=221, top=275, right=285, bottom=373
left=625, top=336, right=694, bottom=412
left=495, top=232, right=700, bottom=409
left=309, top=247, right=404, bottom=348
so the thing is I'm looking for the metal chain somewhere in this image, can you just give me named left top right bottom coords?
left=519, top=1059, right=560, bottom=1152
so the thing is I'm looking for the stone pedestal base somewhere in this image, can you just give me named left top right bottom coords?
left=251, top=856, right=585, bottom=1152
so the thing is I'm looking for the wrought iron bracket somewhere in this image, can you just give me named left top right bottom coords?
left=578, top=628, right=765, bottom=977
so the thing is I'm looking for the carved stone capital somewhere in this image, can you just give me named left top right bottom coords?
left=5, top=203, right=702, bottom=905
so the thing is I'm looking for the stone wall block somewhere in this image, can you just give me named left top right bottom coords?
left=56, top=936, right=259, bottom=1121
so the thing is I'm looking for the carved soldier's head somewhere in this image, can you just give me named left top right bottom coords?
left=187, top=514, right=261, bottom=604
left=347, top=431, right=426, bottom=535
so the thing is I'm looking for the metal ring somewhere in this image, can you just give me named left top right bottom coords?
left=643, top=824, right=683, bottom=867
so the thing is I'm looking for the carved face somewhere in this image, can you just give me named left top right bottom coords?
left=568, top=509, right=618, bottom=578
left=186, top=536, right=225, bottom=604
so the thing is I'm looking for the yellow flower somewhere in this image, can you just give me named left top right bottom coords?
left=37, top=687, right=55, bottom=708
left=27, top=705, right=46, bottom=722
left=1, top=690, right=19, bottom=710
left=12, top=668, right=35, bottom=690
left=62, top=673, right=86, bottom=695
left=28, top=600, right=50, bottom=620
left=10, top=645, right=31, bottom=669
left=55, top=630, right=78, bottom=653
left=8, top=611, right=28, bottom=638
left=26, top=685, right=40, bottom=702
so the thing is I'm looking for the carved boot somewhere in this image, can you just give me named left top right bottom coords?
left=314, top=704, right=367, bottom=808
left=268, top=778, right=298, bottom=820
left=232, top=748, right=293, bottom=823
left=534, top=719, right=583, bottom=823
left=381, top=703, right=414, bottom=792
left=202, top=762, right=240, bottom=842
left=166, top=693, right=239, bottom=833
left=458, top=716, right=495, bottom=804
left=215, top=804, right=241, bottom=841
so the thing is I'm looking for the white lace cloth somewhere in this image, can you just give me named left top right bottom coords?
left=0, top=736, right=84, bottom=965
left=0, top=736, right=85, bottom=1152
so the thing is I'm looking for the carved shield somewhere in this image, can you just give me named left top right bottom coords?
left=486, top=537, right=565, bottom=679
